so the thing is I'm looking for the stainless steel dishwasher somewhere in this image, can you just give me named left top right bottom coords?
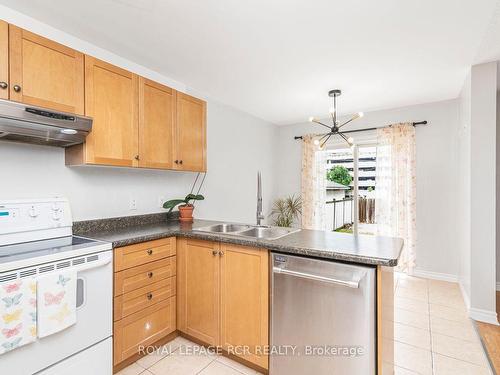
left=270, top=253, right=376, bottom=374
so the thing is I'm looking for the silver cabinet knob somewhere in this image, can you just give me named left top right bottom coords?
left=212, top=250, right=218, bottom=256
left=13, top=85, right=21, bottom=92
left=219, top=251, right=224, bottom=256
left=0, top=82, right=7, bottom=89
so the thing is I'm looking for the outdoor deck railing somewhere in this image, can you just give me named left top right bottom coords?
left=326, top=197, right=376, bottom=231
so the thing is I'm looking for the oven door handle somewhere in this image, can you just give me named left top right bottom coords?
left=273, top=267, right=362, bottom=288
left=75, top=254, right=112, bottom=273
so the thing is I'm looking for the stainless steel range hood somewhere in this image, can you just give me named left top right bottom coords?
left=0, top=99, right=92, bottom=147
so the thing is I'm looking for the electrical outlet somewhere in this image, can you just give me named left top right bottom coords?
left=129, top=198, right=137, bottom=211
left=158, top=196, right=166, bottom=208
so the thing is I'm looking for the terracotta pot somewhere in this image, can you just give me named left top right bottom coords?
left=178, top=204, right=194, bottom=222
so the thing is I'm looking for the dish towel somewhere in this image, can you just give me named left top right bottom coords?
left=37, top=270, right=77, bottom=338
left=0, top=277, right=37, bottom=355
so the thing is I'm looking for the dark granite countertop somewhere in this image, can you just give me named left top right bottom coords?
left=74, top=214, right=403, bottom=267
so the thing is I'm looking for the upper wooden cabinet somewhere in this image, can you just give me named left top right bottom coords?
left=138, top=78, right=176, bottom=169
left=83, top=56, right=139, bottom=167
left=8, top=25, right=84, bottom=114
left=0, top=21, right=8, bottom=100
left=0, top=20, right=207, bottom=171
left=175, top=92, right=207, bottom=172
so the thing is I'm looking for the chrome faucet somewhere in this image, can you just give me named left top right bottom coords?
left=256, top=171, right=264, bottom=226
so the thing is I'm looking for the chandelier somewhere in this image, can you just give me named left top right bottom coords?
left=308, top=89, right=364, bottom=148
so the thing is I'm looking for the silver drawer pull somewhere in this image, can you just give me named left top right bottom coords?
left=273, top=267, right=361, bottom=288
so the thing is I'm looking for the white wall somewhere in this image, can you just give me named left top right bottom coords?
left=458, top=72, right=472, bottom=303
left=469, top=62, right=497, bottom=323
left=458, top=62, right=498, bottom=324
left=275, top=100, right=461, bottom=279
left=0, top=99, right=277, bottom=223
left=0, top=7, right=278, bottom=223
left=497, top=91, right=500, bottom=289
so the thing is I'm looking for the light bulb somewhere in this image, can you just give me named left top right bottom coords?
left=358, top=112, right=364, bottom=118
left=347, top=137, right=354, bottom=144
left=313, top=139, right=320, bottom=145
left=308, top=116, right=315, bottom=122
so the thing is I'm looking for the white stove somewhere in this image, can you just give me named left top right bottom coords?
left=0, top=198, right=113, bottom=375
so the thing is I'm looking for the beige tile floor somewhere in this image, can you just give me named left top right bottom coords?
left=117, top=336, right=262, bottom=375
left=118, top=273, right=493, bottom=375
left=390, top=272, right=492, bottom=375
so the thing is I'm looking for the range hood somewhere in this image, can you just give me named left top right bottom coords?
left=0, top=99, right=92, bottom=147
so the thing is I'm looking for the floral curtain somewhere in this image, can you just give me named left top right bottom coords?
left=375, top=123, right=417, bottom=274
left=301, top=135, right=327, bottom=230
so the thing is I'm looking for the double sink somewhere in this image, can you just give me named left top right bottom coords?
left=194, top=223, right=300, bottom=240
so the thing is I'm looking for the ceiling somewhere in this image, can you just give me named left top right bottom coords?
left=1, top=0, right=499, bottom=124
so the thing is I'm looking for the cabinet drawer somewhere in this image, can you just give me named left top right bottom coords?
left=114, top=296, right=176, bottom=365
left=115, top=237, right=176, bottom=271
left=114, top=276, right=176, bottom=321
left=114, top=256, right=176, bottom=297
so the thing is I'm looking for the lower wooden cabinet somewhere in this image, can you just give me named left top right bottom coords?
left=177, top=238, right=269, bottom=369
left=220, top=243, right=269, bottom=368
left=113, top=238, right=177, bottom=367
left=113, top=297, right=176, bottom=365
left=177, top=238, right=220, bottom=346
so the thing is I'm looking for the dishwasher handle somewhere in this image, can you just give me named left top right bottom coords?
left=273, top=267, right=363, bottom=288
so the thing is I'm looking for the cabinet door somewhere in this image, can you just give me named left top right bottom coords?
left=220, top=244, right=269, bottom=369
left=0, top=21, right=8, bottom=100
left=177, top=238, right=219, bottom=345
left=84, top=56, right=139, bottom=167
left=9, top=25, right=84, bottom=114
left=175, top=92, right=206, bottom=172
left=138, top=77, right=175, bottom=169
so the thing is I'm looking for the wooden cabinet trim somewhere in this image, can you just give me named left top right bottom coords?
left=0, top=21, right=8, bottom=100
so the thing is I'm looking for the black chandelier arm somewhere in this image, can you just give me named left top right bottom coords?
left=338, top=114, right=360, bottom=129
left=320, top=133, right=333, bottom=148
left=338, top=132, right=351, bottom=144
left=311, top=119, right=332, bottom=130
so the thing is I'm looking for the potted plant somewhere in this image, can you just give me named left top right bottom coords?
left=163, top=194, right=204, bottom=222
left=269, top=194, right=302, bottom=227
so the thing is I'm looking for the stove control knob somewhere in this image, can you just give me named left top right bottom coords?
left=28, top=206, right=39, bottom=218
left=52, top=203, right=60, bottom=212
left=52, top=211, right=61, bottom=221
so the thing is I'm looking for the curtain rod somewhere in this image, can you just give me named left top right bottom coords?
left=293, top=121, right=428, bottom=140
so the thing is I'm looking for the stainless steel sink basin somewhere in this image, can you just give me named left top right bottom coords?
left=194, top=223, right=300, bottom=240
left=196, top=223, right=252, bottom=233
left=238, top=226, right=298, bottom=240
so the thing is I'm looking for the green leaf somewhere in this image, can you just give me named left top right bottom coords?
left=163, top=199, right=187, bottom=212
left=185, top=194, right=205, bottom=202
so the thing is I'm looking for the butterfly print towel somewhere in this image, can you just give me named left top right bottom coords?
left=37, top=270, right=76, bottom=338
left=0, top=277, right=37, bottom=355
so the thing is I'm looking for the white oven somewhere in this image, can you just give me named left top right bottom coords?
left=0, top=249, right=113, bottom=375
left=0, top=198, right=113, bottom=375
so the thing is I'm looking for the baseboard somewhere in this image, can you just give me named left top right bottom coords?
left=412, top=268, right=458, bottom=283
left=459, top=281, right=471, bottom=310
left=469, top=308, right=499, bottom=325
